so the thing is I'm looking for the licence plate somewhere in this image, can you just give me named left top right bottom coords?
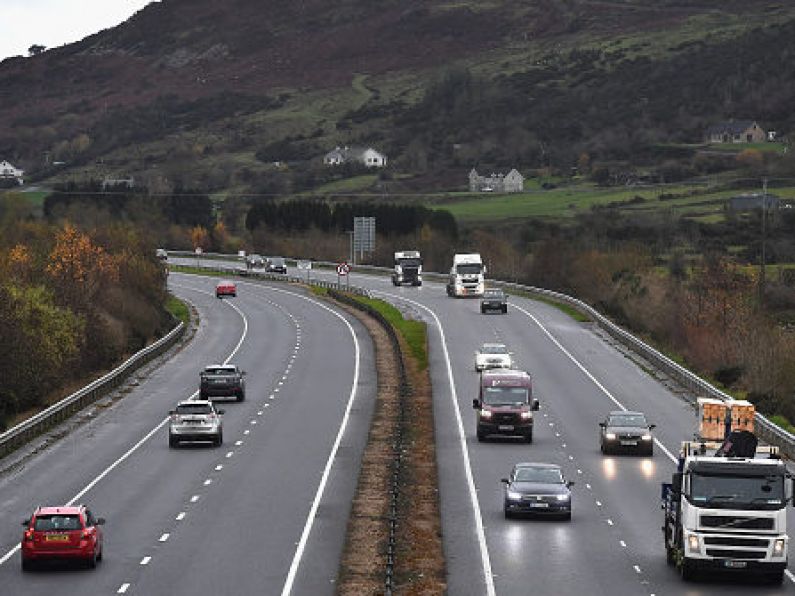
left=620, top=440, right=637, bottom=446
left=499, top=425, right=514, bottom=431
left=45, top=534, right=69, bottom=542
left=724, top=560, right=747, bottom=569
left=530, top=503, right=549, bottom=508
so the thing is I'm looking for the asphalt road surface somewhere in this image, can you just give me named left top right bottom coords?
left=0, top=273, right=377, bottom=596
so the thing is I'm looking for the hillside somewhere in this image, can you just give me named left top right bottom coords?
left=2, top=0, right=795, bottom=192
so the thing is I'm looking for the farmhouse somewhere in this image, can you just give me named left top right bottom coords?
left=0, top=160, right=24, bottom=184
left=705, top=121, right=766, bottom=144
left=469, top=168, right=524, bottom=193
left=323, top=146, right=387, bottom=168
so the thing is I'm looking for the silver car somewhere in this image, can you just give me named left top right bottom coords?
left=474, top=343, right=513, bottom=371
left=169, top=400, right=224, bottom=447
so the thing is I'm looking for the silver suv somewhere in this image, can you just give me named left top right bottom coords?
left=169, top=400, right=224, bottom=447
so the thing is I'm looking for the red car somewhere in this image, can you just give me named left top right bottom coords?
left=21, top=505, right=105, bottom=570
left=216, top=280, right=237, bottom=298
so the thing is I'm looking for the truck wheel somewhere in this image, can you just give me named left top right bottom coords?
left=665, top=545, right=675, bottom=566
left=502, top=305, right=508, bottom=314
left=480, top=306, right=486, bottom=314
left=767, top=571, right=785, bottom=585
left=215, top=432, right=223, bottom=447
left=679, top=559, right=696, bottom=581
left=237, top=391, right=245, bottom=402
left=169, top=435, right=178, bottom=448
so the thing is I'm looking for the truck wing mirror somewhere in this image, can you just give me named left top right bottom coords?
left=473, top=399, right=481, bottom=409
left=96, top=517, right=106, bottom=526
left=21, top=519, right=30, bottom=527
left=671, top=472, right=683, bottom=495
left=649, top=424, right=656, bottom=430
left=598, top=422, right=606, bottom=428
left=531, top=399, right=540, bottom=411
left=566, top=481, right=575, bottom=488
left=501, top=478, right=509, bottom=484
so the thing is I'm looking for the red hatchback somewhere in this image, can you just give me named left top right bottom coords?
left=21, top=506, right=104, bottom=570
left=216, top=280, right=237, bottom=298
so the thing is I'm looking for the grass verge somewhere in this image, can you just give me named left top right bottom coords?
left=766, top=415, right=795, bottom=436
left=165, top=294, right=190, bottom=324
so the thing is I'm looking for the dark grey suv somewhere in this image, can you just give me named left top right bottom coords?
left=480, top=289, right=507, bottom=314
left=599, top=410, right=655, bottom=455
left=502, top=463, right=574, bottom=520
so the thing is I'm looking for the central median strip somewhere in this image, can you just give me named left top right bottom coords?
left=326, top=289, right=445, bottom=594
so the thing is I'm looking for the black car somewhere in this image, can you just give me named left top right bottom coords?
left=267, top=257, right=288, bottom=274
left=502, top=463, right=573, bottom=520
left=480, top=289, right=507, bottom=314
left=199, top=364, right=246, bottom=401
left=599, top=410, right=655, bottom=455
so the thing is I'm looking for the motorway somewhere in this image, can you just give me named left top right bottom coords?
left=0, top=273, right=377, bottom=595
left=312, top=265, right=795, bottom=596
left=1, top=258, right=794, bottom=595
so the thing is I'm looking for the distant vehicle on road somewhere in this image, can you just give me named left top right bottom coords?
left=480, top=288, right=507, bottom=314
left=169, top=400, right=224, bottom=447
left=599, top=411, right=655, bottom=455
left=200, top=364, right=246, bottom=401
left=216, top=280, right=237, bottom=298
left=502, top=463, right=573, bottom=520
left=21, top=505, right=105, bottom=570
left=156, top=248, right=168, bottom=261
left=392, top=250, right=422, bottom=286
left=474, top=342, right=513, bottom=371
left=473, top=369, right=538, bottom=442
left=447, top=253, right=485, bottom=297
left=267, top=256, right=287, bottom=274
left=246, top=254, right=265, bottom=269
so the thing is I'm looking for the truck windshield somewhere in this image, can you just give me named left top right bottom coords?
left=456, top=264, right=483, bottom=275
left=397, top=259, right=421, bottom=267
left=690, top=472, right=785, bottom=510
left=482, top=386, right=528, bottom=406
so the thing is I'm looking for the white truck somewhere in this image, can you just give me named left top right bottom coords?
left=662, top=432, right=791, bottom=584
left=392, top=250, right=422, bottom=286
left=446, top=253, right=486, bottom=297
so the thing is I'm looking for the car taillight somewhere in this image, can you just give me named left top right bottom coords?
left=24, top=530, right=34, bottom=542
left=81, top=530, right=91, bottom=541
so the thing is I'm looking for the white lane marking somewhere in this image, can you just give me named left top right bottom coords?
left=787, top=569, right=795, bottom=584
left=118, top=584, right=130, bottom=594
left=140, top=556, right=151, bottom=565
left=0, top=280, right=252, bottom=568
left=264, top=404, right=271, bottom=408
left=596, top=501, right=603, bottom=507
left=159, top=533, right=169, bottom=542
left=190, top=495, right=200, bottom=503
left=607, top=519, right=614, bottom=526
left=226, top=451, right=234, bottom=458
left=562, top=443, right=567, bottom=448
left=586, top=483, right=592, bottom=490
left=176, top=512, right=186, bottom=521
left=250, top=420, right=257, bottom=425
left=215, top=464, right=223, bottom=471
left=568, top=455, right=574, bottom=460
left=555, top=432, right=560, bottom=437
left=253, top=289, right=361, bottom=596
left=204, top=479, right=212, bottom=486
left=372, top=292, right=496, bottom=596
left=511, top=303, right=678, bottom=465
left=244, top=430, right=250, bottom=435
left=634, top=565, right=642, bottom=574
left=577, top=469, right=583, bottom=475
left=620, top=540, right=627, bottom=548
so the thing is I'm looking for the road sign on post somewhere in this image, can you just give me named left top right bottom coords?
left=353, top=217, right=375, bottom=264
left=298, top=260, right=312, bottom=283
left=336, top=262, right=350, bottom=290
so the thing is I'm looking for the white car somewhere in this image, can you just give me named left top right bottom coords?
left=474, top=343, right=513, bottom=371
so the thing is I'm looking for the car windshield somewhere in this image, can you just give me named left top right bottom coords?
left=484, top=291, right=503, bottom=298
left=176, top=404, right=213, bottom=415
left=690, top=472, right=785, bottom=509
left=481, top=345, right=507, bottom=355
left=482, top=386, right=529, bottom=406
left=608, top=414, right=647, bottom=427
left=456, top=264, right=483, bottom=274
left=204, top=367, right=235, bottom=375
left=270, top=258, right=285, bottom=266
left=34, top=515, right=82, bottom=531
left=515, top=467, right=564, bottom=484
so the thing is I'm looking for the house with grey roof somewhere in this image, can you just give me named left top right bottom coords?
left=728, top=193, right=780, bottom=211
left=323, top=146, right=387, bottom=168
left=0, top=160, right=24, bottom=184
left=705, top=121, right=766, bottom=144
left=469, top=168, right=524, bottom=193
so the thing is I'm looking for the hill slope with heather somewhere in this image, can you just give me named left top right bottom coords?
left=2, top=0, right=795, bottom=190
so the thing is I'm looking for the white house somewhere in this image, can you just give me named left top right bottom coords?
left=469, top=168, right=524, bottom=193
left=0, top=160, right=24, bottom=185
left=323, top=146, right=387, bottom=168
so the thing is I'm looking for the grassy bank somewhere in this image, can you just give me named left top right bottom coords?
left=165, top=294, right=190, bottom=324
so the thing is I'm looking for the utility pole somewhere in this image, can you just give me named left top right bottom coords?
left=759, top=176, right=768, bottom=307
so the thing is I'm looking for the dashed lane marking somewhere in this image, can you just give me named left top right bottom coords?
left=140, top=556, right=151, bottom=565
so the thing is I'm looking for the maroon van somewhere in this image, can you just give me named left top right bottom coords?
left=473, top=369, right=538, bottom=442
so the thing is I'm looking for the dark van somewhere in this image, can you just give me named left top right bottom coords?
left=473, top=369, right=538, bottom=442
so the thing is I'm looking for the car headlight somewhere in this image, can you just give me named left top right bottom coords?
left=520, top=411, right=533, bottom=420
left=506, top=490, right=522, bottom=501
left=556, top=494, right=570, bottom=501
left=605, top=432, right=616, bottom=440
left=642, top=434, right=652, bottom=441
left=773, top=539, right=786, bottom=556
left=480, top=410, right=493, bottom=419
left=687, top=535, right=700, bottom=554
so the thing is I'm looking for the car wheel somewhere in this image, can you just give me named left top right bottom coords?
left=646, top=446, right=654, bottom=457
left=231, top=292, right=236, bottom=297
left=525, top=429, right=533, bottom=443
left=561, top=511, right=572, bottom=521
left=97, top=545, right=103, bottom=562
left=215, top=432, right=223, bottom=447
left=504, top=508, right=512, bottom=520
left=21, top=557, right=32, bottom=572
left=169, top=434, right=178, bottom=448
left=476, top=430, right=486, bottom=442
left=480, top=306, right=486, bottom=314
left=767, top=570, right=785, bottom=585
left=87, top=550, right=97, bottom=569
left=237, top=391, right=245, bottom=402
left=502, top=306, right=508, bottom=314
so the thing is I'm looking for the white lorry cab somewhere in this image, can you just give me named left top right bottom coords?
left=447, top=253, right=486, bottom=297
left=392, top=251, right=422, bottom=286
left=662, top=432, right=792, bottom=584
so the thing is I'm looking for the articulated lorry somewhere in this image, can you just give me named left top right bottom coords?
left=662, top=429, right=792, bottom=584
left=392, top=250, right=422, bottom=286
left=446, top=253, right=485, bottom=297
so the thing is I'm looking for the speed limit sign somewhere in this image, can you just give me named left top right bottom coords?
left=336, top=262, right=351, bottom=276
